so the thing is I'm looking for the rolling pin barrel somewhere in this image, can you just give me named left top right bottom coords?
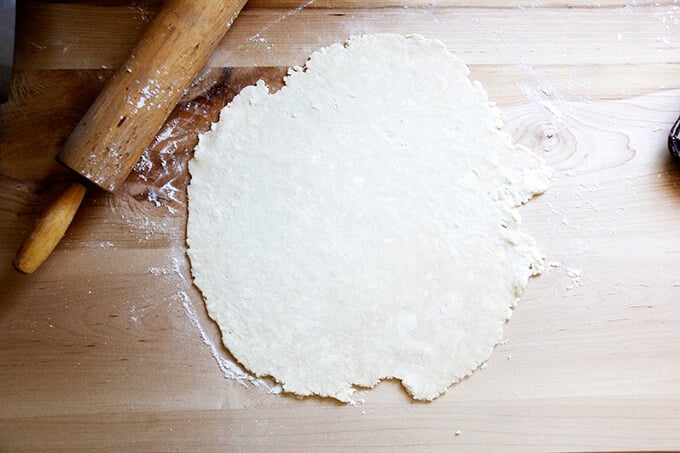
left=59, top=0, right=248, bottom=192
left=14, top=0, right=248, bottom=274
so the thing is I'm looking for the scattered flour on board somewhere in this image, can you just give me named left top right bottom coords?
left=129, top=304, right=138, bottom=323
left=132, top=146, right=183, bottom=215
left=565, top=267, right=584, bottom=290
left=147, top=251, right=269, bottom=389
left=246, top=0, right=318, bottom=51
left=541, top=260, right=585, bottom=292
left=178, top=291, right=256, bottom=384
left=79, top=240, right=115, bottom=248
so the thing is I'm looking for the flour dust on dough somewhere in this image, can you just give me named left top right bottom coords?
left=187, top=34, right=551, bottom=402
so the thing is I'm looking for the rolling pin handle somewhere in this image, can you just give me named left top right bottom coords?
left=13, top=182, right=88, bottom=274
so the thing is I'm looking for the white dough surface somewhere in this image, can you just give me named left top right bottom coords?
left=187, top=34, right=551, bottom=402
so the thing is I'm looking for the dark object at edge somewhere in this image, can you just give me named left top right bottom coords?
left=670, top=115, right=680, bottom=161
left=0, top=0, right=17, bottom=104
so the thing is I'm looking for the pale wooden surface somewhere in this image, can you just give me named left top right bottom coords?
left=2, top=1, right=680, bottom=451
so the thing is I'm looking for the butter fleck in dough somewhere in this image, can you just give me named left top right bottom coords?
left=187, top=34, right=551, bottom=402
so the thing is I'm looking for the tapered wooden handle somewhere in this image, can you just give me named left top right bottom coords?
left=58, top=0, right=248, bottom=192
left=13, top=182, right=88, bottom=274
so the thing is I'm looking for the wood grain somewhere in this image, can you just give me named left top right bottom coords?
left=16, top=2, right=680, bottom=69
left=2, top=1, right=680, bottom=451
left=13, top=1, right=679, bottom=105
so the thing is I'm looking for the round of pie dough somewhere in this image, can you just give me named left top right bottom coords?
left=187, top=34, right=551, bottom=402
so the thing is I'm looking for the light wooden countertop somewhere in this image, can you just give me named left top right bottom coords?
left=1, top=1, right=680, bottom=451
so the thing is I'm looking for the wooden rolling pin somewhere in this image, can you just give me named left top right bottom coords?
left=13, top=0, right=248, bottom=274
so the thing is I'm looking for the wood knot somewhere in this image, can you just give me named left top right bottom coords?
left=536, top=124, right=560, bottom=152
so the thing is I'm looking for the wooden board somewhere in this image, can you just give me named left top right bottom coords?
left=2, top=1, right=680, bottom=451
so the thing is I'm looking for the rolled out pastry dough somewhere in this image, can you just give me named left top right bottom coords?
left=187, top=34, right=551, bottom=402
